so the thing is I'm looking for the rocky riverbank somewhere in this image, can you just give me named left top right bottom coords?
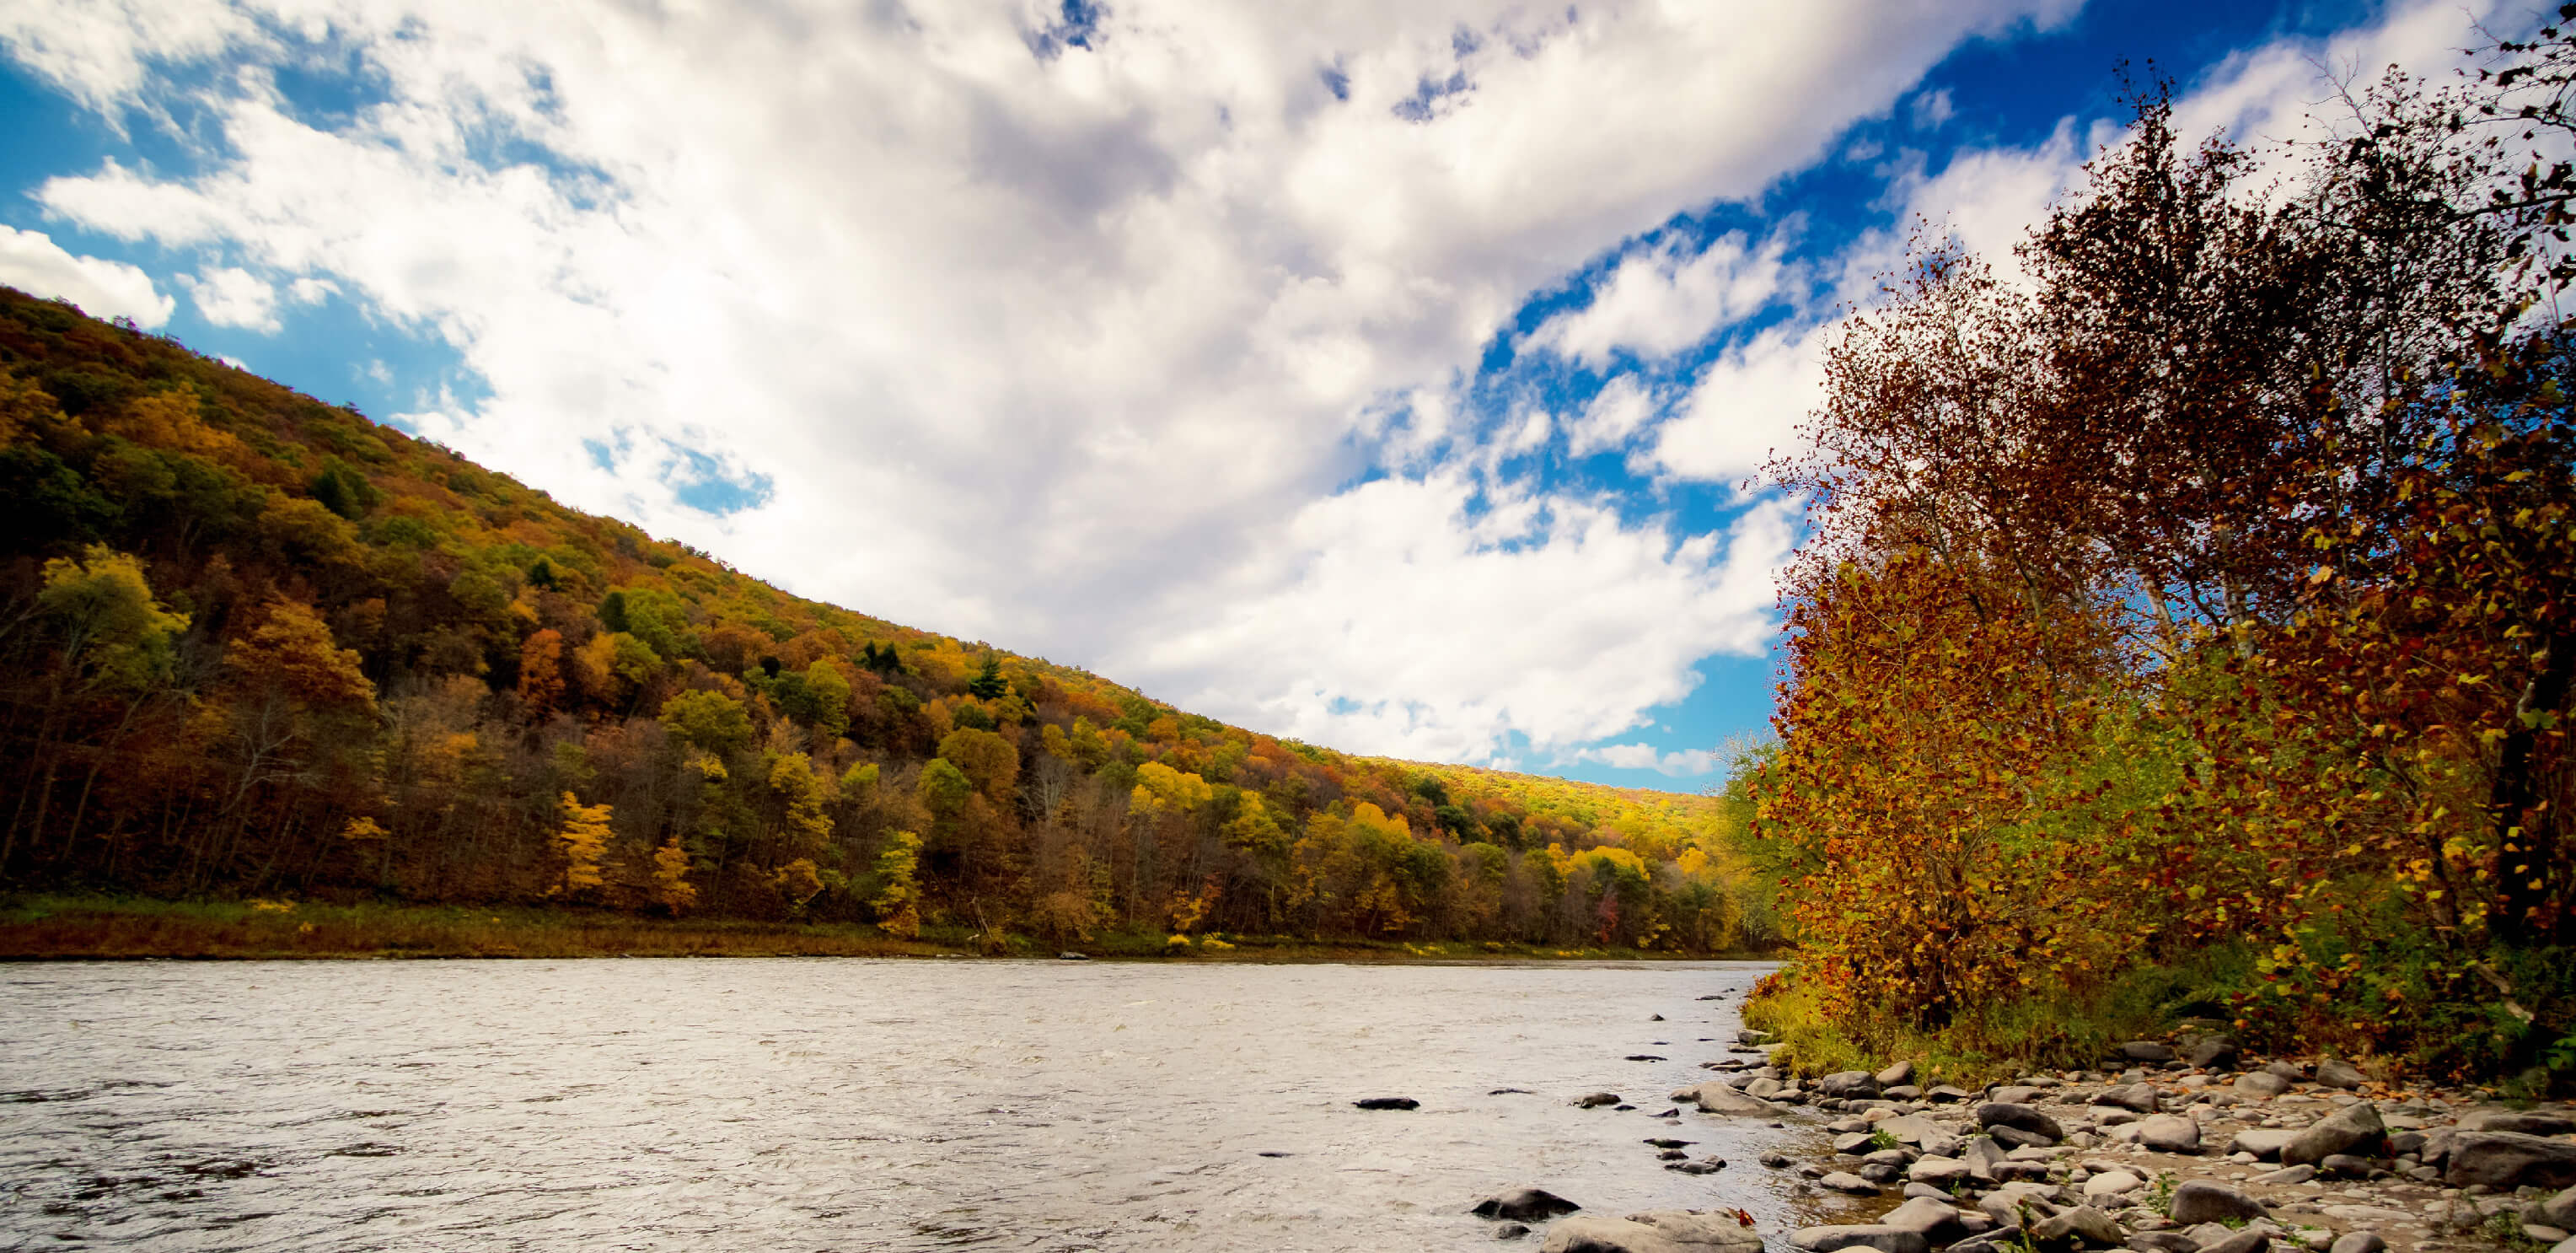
left=1476, top=1025, right=2576, bottom=1253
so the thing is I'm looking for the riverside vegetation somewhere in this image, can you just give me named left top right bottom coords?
left=1731, top=34, right=2576, bottom=1094
left=0, top=294, right=1778, bottom=958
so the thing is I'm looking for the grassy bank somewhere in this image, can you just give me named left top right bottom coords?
left=1741, top=939, right=2576, bottom=1095
left=1740, top=949, right=2263, bottom=1089
left=0, top=896, right=1778, bottom=963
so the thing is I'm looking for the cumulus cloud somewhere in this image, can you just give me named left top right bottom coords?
left=1574, top=742, right=1722, bottom=777
left=0, top=224, right=174, bottom=326
left=1566, top=374, right=1663, bottom=457
left=1651, top=0, right=2514, bottom=496
left=1645, top=323, right=1827, bottom=487
left=1529, top=228, right=1797, bottom=368
left=1139, top=477, right=1800, bottom=763
left=180, top=265, right=280, bottom=331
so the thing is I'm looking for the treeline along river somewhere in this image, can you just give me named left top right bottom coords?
left=0, top=960, right=1817, bottom=1250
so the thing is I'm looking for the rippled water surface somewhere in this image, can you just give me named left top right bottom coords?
left=1, top=958, right=1823, bottom=1250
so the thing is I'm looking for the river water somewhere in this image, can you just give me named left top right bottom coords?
left=0, top=958, right=1833, bottom=1251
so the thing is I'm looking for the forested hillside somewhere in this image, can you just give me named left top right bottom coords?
left=1740, top=45, right=2576, bottom=1085
left=0, top=286, right=1763, bottom=952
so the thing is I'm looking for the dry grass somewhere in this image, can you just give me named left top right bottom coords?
left=0, top=897, right=947, bottom=960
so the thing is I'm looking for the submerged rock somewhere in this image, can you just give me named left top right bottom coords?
left=1473, top=1187, right=1582, bottom=1221
left=1354, top=1097, right=1419, bottom=1110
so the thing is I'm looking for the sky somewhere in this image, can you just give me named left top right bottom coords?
left=0, top=0, right=2530, bottom=789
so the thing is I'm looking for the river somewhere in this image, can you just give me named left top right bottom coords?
left=0, top=957, right=1828, bottom=1250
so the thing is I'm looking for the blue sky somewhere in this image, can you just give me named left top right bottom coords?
left=0, top=0, right=2519, bottom=788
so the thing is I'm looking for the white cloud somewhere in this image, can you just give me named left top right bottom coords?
left=288, top=276, right=338, bottom=304
left=0, top=0, right=263, bottom=114
left=1529, top=229, right=1796, bottom=367
left=1645, top=323, right=1827, bottom=486
left=1574, top=742, right=1722, bottom=777
left=1566, top=374, right=1662, bottom=457
left=1910, top=87, right=1955, bottom=131
left=179, top=265, right=279, bottom=331
left=1140, top=477, right=1799, bottom=763
left=8, top=0, right=2074, bottom=764
left=0, top=224, right=174, bottom=326
left=1656, top=0, right=2514, bottom=492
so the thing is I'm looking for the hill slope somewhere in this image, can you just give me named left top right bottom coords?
left=0, top=285, right=1765, bottom=952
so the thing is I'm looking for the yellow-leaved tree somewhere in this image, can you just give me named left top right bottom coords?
left=554, top=792, right=613, bottom=900
left=651, top=836, right=696, bottom=914
left=872, top=830, right=924, bottom=938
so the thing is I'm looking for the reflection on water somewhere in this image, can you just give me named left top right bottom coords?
left=1, top=958, right=1834, bottom=1250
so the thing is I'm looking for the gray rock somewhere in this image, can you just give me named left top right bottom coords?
left=1628, top=1212, right=1768, bottom=1252
left=2249, top=1164, right=2315, bottom=1186
left=1575, top=1093, right=1622, bottom=1108
left=1820, top=1171, right=1879, bottom=1195
left=2447, top=1132, right=2576, bottom=1190
left=2032, top=1206, right=2125, bottom=1247
left=1992, top=1126, right=2057, bottom=1150
left=1736, top=1029, right=1773, bottom=1045
left=1886, top=1085, right=1924, bottom=1101
left=2185, top=1038, right=2240, bottom=1070
left=1759, top=1153, right=1793, bottom=1168
left=2127, top=1234, right=2198, bottom=1253
left=1496, top=1222, right=1532, bottom=1240
left=2118, top=1042, right=2176, bottom=1064
left=1981, top=1103, right=2066, bottom=1141
left=2167, top=1181, right=2267, bottom=1226
left=2282, top=1100, right=2383, bottom=1166
left=2139, top=1115, right=2202, bottom=1154
left=1911, top=1157, right=1973, bottom=1187
left=2551, top=1236, right=2576, bottom=1253
left=1926, top=1084, right=1975, bottom=1104
left=2317, top=1153, right=2373, bottom=1177
left=1474, top=1188, right=1583, bottom=1221
left=2227, top=1128, right=2297, bottom=1160
left=1994, top=1085, right=2048, bottom=1105
left=1982, top=1190, right=2061, bottom=1230
left=1859, top=1163, right=1906, bottom=1185
left=2258, top=1062, right=2304, bottom=1079
left=2542, top=1184, right=2576, bottom=1230
left=1833, top=1132, right=1878, bottom=1156
left=1819, top=1071, right=1884, bottom=1100
left=1878, top=1061, right=1919, bottom=1088
left=1902, top=1183, right=1953, bottom=1202
left=1546, top=1213, right=1766, bottom=1253
left=2233, top=1073, right=2290, bottom=1098
left=1881, top=1196, right=1973, bottom=1245
left=2097, top=1084, right=2160, bottom=1114
left=1877, top=1115, right=1943, bottom=1145
left=1355, top=1097, right=1419, bottom=1110
left=1744, top=1078, right=1787, bottom=1100
left=1964, top=1137, right=2011, bottom=1181
left=1789, top=1226, right=1929, bottom=1253
left=2326, top=1234, right=2384, bottom=1253
left=2196, top=1231, right=2267, bottom=1253
left=2312, top=1059, right=2365, bottom=1090
left=2459, top=1110, right=2576, bottom=1137
left=2083, top=1170, right=2144, bottom=1200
